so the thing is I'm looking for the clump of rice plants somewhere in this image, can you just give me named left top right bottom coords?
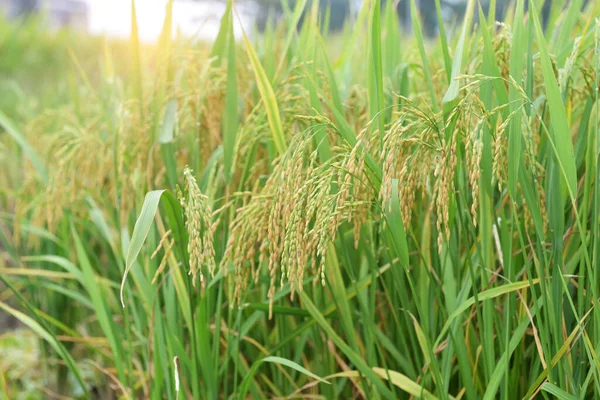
left=2, top=0, right=600, bottom=398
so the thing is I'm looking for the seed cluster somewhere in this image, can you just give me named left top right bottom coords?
left=466, top=127, right=483, bottom=227
left=380, top=101, right=438, bottom=228
left=433, top=139, right=457, bottom=249
left=222, top=127, right=373, bottom=316
left=180, top=168, right=217, bottom=288
left=13, top=20, right=596, bottom=315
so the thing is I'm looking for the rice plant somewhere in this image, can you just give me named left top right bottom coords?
left=1, top=0, right=600, bottom=398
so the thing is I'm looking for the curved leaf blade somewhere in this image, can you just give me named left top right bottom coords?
left=120, top=190, right=166, bottom=307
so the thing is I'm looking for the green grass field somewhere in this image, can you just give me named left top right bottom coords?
left=1, top=0, right=600, bottom=398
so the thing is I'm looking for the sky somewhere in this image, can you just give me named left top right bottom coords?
left=84, top=0, right=253, bottom=42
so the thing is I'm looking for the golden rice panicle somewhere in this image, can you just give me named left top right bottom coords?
left=380, top=118, right=408, bottom=212
left=152, top=234, right=175, bottom=285
left=538, top=177, right=548, bottom=235
left=181, top=168, right=216, bottom=289
left=221, top=196, right=268, bottom=306
left=21, top=100, right=154, bottom=232
left=231, top=103, right=272, bottom=182
left=335, top=127, right=372, bottom=250
left=276, top=147, right=305, bottom=300
left=179, top=55, right=228, bottom=163
left=433, top=138, right=457, bottom=251
left=493, top=116, right=509, bottom=191
left=380, top=110, right=436, bottom=230
left=465, top=120, right=483, bottom=227
left=230, top=64, right=313, bottom=187
left=223, top=129, right=375, bottom=317
left=345, top=85, right=369, bottom=133
left=493, top=23, right=512, bottom=81
left=221, top=136, right=310, bottom=316
left=559, top=36, right=582, bottom=93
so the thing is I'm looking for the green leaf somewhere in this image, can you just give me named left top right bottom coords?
left=298, top=291, right=396, bottom=399
left=384, top=179, right=409, bottom=268
left=372, top=367, right=440, bottom=399
left=442, top=0, right=475, bottom=116
left=410, top=314, right=444, bottom=393
left=482, top=303, right=541, bottom=399
left=120, top=189, right=187, bottom=308
left=434, top=279, right=541, bottom=348
left=368, top=0, right=385, bottom=151
left=130, top=0, right=143, bottom=116
left=120, top=190, right=165, bottom=307
left=507, top=0, right=525, bottom=197
left=540, top=383, right=578, bottom=400
left=0, top=109, right=48, bottom=183
left=409, top=0, right=438, bottom=110
left=159, top=98, right=177, bottom=144
left=71, top=222, right=126, bottom=384
left=274, top=0, right=307, bottom=81
left=239, top=18, right=286, bottom=155
left=0, top=277, right=88, bottom=396
left=531, top=2, right=578, bottom=200
left=239, top=355, right=329, bottom=398
left=222, top=0, right=238, bottom=181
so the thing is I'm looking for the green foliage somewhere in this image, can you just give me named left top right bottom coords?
left=2, top=1, right=600, bottom=399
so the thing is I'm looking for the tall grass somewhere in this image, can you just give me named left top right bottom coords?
left=1, top=0, right=600, bottom=398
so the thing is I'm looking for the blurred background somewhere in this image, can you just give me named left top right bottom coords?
left=0, top=0, right=566, bottom=42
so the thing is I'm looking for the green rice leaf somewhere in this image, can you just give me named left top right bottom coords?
left=159, top=98, right=177, bottom=144
left=120, top=190, right=165, bottom=307
left=238, top=355, right=329, bottom=399
left=507, top=0, right=525, bottom=196
left=368, top=0, right=385, bottom=150
left=531, top=3, right=578, bottom=199
left=130, top=0, right=143, bottom=115
left=372, top=367, right=440, bottom=399
left=0, top=277, right=88, bottom=396
left=223, top=0, right=238, bottom=181
left=385, top=178, right=409, bottom=268
left=442, top=0, right=475, bottom=116
left=239, top=17, right=286, bottom=155
left=540, top=382, right=579, bottom=400
left=0, top=109, right=47, bottom=183
left=435, top=279, right=541, bottom=347
left=298, top=290, right=396, bottom=399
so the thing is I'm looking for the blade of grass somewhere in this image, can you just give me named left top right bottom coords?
left=368, top=0, right=385, bottom=152
left=442, top=0, right=475, bottom=117
left=0, top=109, right=48, bottom=183
left=239, top=356, right=330, bottom=398
left=120, top=190, right=165, bottom=307
left=223, top=2, right=238, bottom=183
left=298, top=290, right=395, bottom=399
left=0, top=276, right=88, bottom=397
left=531, top=2, right=578, bottom=199
left=237, top=10, right=286, bottom=155
left=130, top=0, right=143, bottom=117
